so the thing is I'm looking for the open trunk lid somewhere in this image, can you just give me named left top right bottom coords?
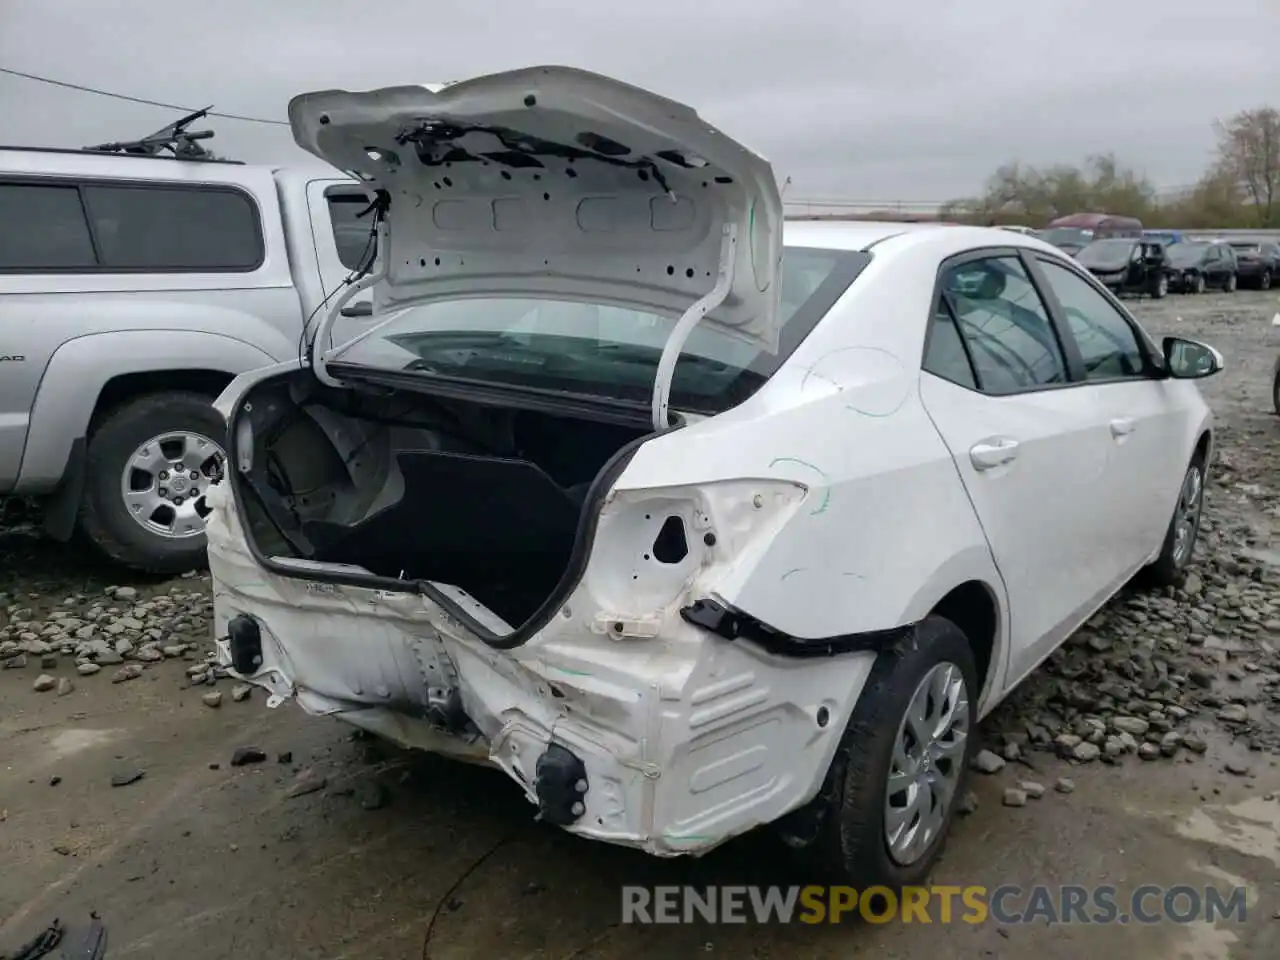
left=288, top=66, right=783, bottom=427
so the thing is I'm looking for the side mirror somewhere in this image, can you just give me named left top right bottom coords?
left=1162, top=337, right=1223, bottom=379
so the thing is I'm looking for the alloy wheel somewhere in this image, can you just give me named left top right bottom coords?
left=119, top=431, right=226, bottom=539
left=884, top=662, right=970, bottom=866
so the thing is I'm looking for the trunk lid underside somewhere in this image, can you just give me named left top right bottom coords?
left=288, top=65, right=785, bottom=418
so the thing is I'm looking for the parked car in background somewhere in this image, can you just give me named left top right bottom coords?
left=1143, top=229, right=1184, bottom=246
left=1166, top=241, right=1238, bottom=294
left=0, top=141, right=383, bottom=573
left=1226, top=239, right=1280, bottom=290
left=1041, top=213, right=1144, bottom=255
left=206, top=65, right=1223, bottom=891
left=1075, top=238, right=1171, bottom=298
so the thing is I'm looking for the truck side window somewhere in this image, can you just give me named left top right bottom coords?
left=327, top=192, right=377, bottom=272
left=0, top=182, right=97, bottom=270
left=82, top=183, right=263, bottom=271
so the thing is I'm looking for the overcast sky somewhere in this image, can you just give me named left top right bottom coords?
left=3, top=0, right=1278, bottom=203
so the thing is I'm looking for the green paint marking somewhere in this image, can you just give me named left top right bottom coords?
left=550, top=665, right=593, bottom=677
left=768, top=456, right=831, bottom=515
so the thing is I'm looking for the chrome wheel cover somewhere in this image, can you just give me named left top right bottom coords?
left=884, top=661, right=970, bottom=866
left=1171, top=463, right=1204, bottom=566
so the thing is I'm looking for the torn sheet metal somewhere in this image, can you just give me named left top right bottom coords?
left=205, top=479, right=879, bottom=856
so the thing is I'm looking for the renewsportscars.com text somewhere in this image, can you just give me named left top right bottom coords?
left=621, top=884, right=1248, bottom=925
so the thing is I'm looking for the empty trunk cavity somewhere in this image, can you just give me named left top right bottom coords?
left=229, top=371, right=653, bottom=631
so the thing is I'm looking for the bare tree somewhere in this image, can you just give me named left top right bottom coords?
left=1214, top=107, right=1280, bottom=226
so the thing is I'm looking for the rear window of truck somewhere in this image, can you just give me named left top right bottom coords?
left=0, top=179, right=264, bottom=273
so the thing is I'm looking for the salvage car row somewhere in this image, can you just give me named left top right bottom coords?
left=1070, top=235, right=1279, bottom=299
left=1004, top=216, right=1279, bottom=299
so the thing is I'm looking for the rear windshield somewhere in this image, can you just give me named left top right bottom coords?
left=1229, top=242, right=1262, bottom=252
left=329, top=246, right=871, bottom=413
left=1076, top=238, right=1137, bottom=266
left=1167, top=243, right=1208, bottom=266
left=1040, top=227, right=1094, bottom=248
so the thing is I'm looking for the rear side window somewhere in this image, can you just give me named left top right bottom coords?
left=923, top=302, right=978, bottom=389
left=0, top=178, right=263, bottom=272
left=326, top=191, right=377, bottom=272
left=83, top=184, right=262, bottom=271
left=0, top=183, right=97, bottom=269
left=939, top=256, right=1068, bottom=394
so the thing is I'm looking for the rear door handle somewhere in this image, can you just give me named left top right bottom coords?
left=970, top=438, right=1020, bottom=470
left=1109, top=418, right=1135, bottom=438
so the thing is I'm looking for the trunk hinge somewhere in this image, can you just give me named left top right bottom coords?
left=650, top=222, right=738, bottom=430
left=310, top=200, right=391, bottom=388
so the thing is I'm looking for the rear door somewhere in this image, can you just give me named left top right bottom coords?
left=1204, top=244, right=1226, bottom=285
left=919, top=250, right=1118, bottom=682
left=1028, top=254, right=1186, bottom=564
left=304, top=181, right=376, bottom=349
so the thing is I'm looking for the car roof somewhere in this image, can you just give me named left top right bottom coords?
left=781, top=219, right=1004, bottom=251
left=1048, top=212, right=1142, bottom=228
left=0, top=145, right=273, bottom=180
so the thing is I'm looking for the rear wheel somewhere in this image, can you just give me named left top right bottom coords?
left=1143, top=454, right=1206, bottom=586
left=776, top=617, right=976, bottom=888
left=1193, top=273, right=1206, bottom=294
left=1261, top=270, right=1273, bottom=291
left=77, top=392, right=227, bottom=574
left=1150, top=275, right=1168, bottom=299
left=1225, top=272, right=1238, bottom=292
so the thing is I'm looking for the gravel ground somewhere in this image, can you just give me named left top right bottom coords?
left=1, top=291, right=1278, bottom=959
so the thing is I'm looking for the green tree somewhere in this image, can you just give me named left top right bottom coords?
left=1213, top=107, right=1280, bottom=226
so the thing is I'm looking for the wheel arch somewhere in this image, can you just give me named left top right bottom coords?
left=927, top=580, right=1001, bottom=714
left=898, top=547, right=1009, bottom=717
left=1194, top=427, right=1212, bottom=466
left=16, top=330, right=274, bottom=492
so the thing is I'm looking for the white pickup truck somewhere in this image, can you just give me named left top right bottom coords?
left=0, top=141, right=383, bottom=572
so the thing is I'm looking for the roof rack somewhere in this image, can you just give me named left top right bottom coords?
left=80, top=107, right=241, bottom=163
left=0, top=145, right=243, bottom=164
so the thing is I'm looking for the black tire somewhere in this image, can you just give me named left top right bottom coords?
left=78, top=391, right=226, bottom=574
left=1225, top=272, right=1237, bottom=293
left=1272, top=364, right=1280, bottom=417
left=775, top=616, right=978, bottom=888
left=1142, top=452, right=1207, bottom=587
left=1193, top=273, right=1206, bottom=294
left=1261, top=270, right=1273, bottom=291
left=1150, top=275, right=1168, bottom=299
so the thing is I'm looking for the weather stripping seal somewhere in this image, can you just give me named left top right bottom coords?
left=680, top=597, right=909, bottom=658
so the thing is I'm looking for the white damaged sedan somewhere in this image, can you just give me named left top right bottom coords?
left=206, top=66, right=1222, bottom=887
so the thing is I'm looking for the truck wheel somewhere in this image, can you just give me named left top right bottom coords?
left=78, top=392, right=227, bottom=574
left=776, top=616, right=977, bottom=888
left=1150, top=275, right=1168, bottom=299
